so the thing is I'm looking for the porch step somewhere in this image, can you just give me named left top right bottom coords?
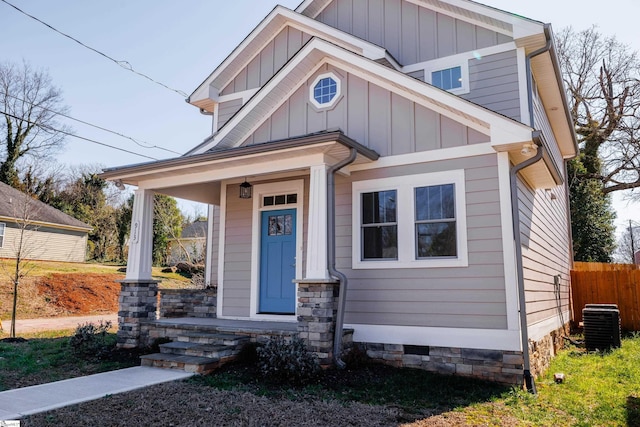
left=160, top=342, right=237, bottom=360
left=176, top=332, right=251, bottom=346
left=140, top=353, right=220, bottom=374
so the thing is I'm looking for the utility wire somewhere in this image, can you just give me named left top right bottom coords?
left=1, top=91, right=182, bottom=155
left=0, top=0, right=189, bottom=98
left=0, top=110, right=158, bottom=160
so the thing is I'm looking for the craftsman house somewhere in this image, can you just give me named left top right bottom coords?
left=0, top=182, right=91, bottom=263
left=101, top=0, right=576, bottom=386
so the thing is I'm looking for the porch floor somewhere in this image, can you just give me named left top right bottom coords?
left=148, top=317, right=298, bottom=335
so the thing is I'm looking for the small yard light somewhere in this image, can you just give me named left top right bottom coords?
left=239, top=178, right=253, bottom=199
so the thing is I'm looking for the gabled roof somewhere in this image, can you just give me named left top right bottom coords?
left=188, top=37, right=534, bottom=155
left=187, top=5, right=398, bottom=112
left=0, top=182, right=92, bottom=232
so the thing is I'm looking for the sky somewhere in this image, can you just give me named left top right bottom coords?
left=0, top=0, right=638, bottom=229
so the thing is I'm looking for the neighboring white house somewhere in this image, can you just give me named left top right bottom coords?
left=0, top=182, right=92, bottom=263
left=102, top=0, right=577, bottom=386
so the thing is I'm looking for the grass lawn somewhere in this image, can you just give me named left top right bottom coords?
left=7, top=333, right=640, bottom=426
left=0, top=329, right=141, bottom=391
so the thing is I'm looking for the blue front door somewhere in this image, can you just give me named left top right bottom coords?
left=259, top=209, right=296, bottom=314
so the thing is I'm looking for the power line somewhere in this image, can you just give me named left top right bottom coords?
left=1, top=91, right=182, bottom=155
left=0, top=0, right=189, bottom=98
left=0, top=109, right=158, bottom=160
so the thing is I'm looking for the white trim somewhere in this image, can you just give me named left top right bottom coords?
left=402, top=43, right=516, bottom=74
left=352, top=170, right=468, bottom=269
left=216, top=183, right=227, bottom=318
left=205, top=205, right=215, bottom=288
left=306, top=164, right=330, bottom=279
left=218, top=88, right=260, bottom=104
left=516, top=47, right=530, bottom=126
left=346, top=323, right=522, bottom=352
left=497, top=152, right=521, bottom=332
left=528, top=311, right=571, bottom=342
left=214, top=314, right=297, bottom=323
left=349, top=143, right=495, bottom=172
left=0, top=222, right=5, bottom=248
left=250, top=180, right=304, bottom=319
left=308, top=72, right=342, bottom=110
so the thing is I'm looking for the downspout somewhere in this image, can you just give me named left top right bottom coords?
left=327, top=147, right=358, bottom=369
left=512, top=27, right=553, bottom=394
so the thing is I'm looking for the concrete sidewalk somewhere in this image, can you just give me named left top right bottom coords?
left=1, top=313, right=118, bottom=334
left=0, top=367, right=193, bottom=420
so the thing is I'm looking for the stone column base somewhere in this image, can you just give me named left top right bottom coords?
left=296, top=279, right=339, bottom=366
left=117, top=279, right=159, bottom=349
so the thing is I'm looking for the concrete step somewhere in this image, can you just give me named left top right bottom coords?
left=176, top=332, right=250, bottom=346
left=140, top=353, right=220, bottom=374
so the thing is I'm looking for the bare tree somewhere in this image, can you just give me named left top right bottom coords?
left=556, top=27, right=640, bottom=195
left=0, top=61, right=71, bottom=186
left=614, top=221, right=640, bottom=264
left=0, top=192, right=43, bottom=338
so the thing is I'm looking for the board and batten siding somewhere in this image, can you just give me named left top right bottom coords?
left=221, top=27, right=313, bottom=96
left=337, top=154, right=508, bottom=330
left=221, top=178, right=310, bottom=318
left=0, top=222, right=87, bottom=262
left=217, top=99, right=244, bottom=130
left=315, top=0, right=512, bottom=66
left=517, top=175, right=571, bottom=327
left=241, top=64, right=489, bottom=155
left=463, top=50, right=521, bottom=121
left=208, top=205, right=220, bottom=286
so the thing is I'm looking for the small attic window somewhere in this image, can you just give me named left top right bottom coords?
left=309, top=72, right=341, bottom=109
left=432, top=66, right=462, bottom=91
left=424, top=60, right=470, bottom=95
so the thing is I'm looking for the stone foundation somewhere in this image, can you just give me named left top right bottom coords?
left=296, top=279, right=339, bottom=366
left=357, top=342, right=525, bottom=384
left=529, top=324, right=568, bottom=378
left=158, top=289, right=217, bottom=318
left=117, top=280, right=158, bottom=349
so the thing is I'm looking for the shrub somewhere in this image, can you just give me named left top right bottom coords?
left=69, top=320, right=113, bottom=358
left=341, top=344, right=370, bottom=370
left=256, top=336, right=320, bottom=385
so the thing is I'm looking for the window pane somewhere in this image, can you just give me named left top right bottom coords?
left=416, top=184, right=455, bottom=221
left=451, top=66, right=462, bottom=88
left=416, top=223, right=457, bottom=257
left=286, top=194, right=297, bottom=204
left=362, top=190, right=396, bottom=224
left=432, top=71, right=442, bottom=89
left=442, top=68, right=452, bottom=90
left=275, top=195, right=286, bottom=205
left=264, top=196, right=274, bottom=206
left=363, top=225, right=398, bottom=259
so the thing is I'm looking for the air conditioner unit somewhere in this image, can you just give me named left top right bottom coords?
left=583, top=304, right=621, bottom=352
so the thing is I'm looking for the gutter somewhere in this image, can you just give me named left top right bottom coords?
left=327, top=147, right=358, bottom=369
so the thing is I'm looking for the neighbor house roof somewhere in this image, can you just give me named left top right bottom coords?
left=180, top=219, right=207, bottom=239
left=0, top=182, right=92, bottom=232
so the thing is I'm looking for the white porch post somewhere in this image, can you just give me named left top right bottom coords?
left=306, top=164, right=330, bottom=279
left=126, top=188, right=154, bottom=281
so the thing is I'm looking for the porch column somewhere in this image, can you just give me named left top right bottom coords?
left=125, top=188, right=154, bottom=281
left=306, top=164, right=330, bottom=279
left=117, top=188, right=157, bottom=349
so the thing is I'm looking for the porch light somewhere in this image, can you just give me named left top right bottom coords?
left=239, top=179, right=253, bottom=199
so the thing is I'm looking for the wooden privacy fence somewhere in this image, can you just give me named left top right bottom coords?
left=571, top=269, right=640, bottom=331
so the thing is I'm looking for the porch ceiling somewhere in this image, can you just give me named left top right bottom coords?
left=100, top=131, right=378, bottom=203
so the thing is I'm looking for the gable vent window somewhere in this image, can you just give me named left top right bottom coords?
left=432, top=66, right=462, bottom=91
left=309, top=72, right=342, bottom=110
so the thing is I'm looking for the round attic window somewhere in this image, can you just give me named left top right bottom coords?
left=309, top=72, right=341, bottom=109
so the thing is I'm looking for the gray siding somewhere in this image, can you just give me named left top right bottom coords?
left=209, top=205, right=220, bottom=286
left=316, top=0, right=512, bottom=66
left=532, top=81, right=563, bottom=171
left=338, top=154, right=508, bottom=329
left=517, top=176, right=571, bottom=326
left=463, top=50, right=521, bottom=121
left=218, top=99, right=243, bottom=130
left=0, top=221, right=87, bottom=262
left=241, top=64, right=490, bottom=154
left=222, top=185, right=253, bottom=317
left=221, top=27, right=312, bottom=96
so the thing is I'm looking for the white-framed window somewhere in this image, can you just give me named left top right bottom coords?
left=0, top=222, right=5, bottom=248
left=309, top=72, right=342, bottom=110
left=424, top=60, right=469, bottom=95
left=352, top=170, right=468, bottom=269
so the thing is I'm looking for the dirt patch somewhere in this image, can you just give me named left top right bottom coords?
left=35, top=273, right=123, bottom=315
